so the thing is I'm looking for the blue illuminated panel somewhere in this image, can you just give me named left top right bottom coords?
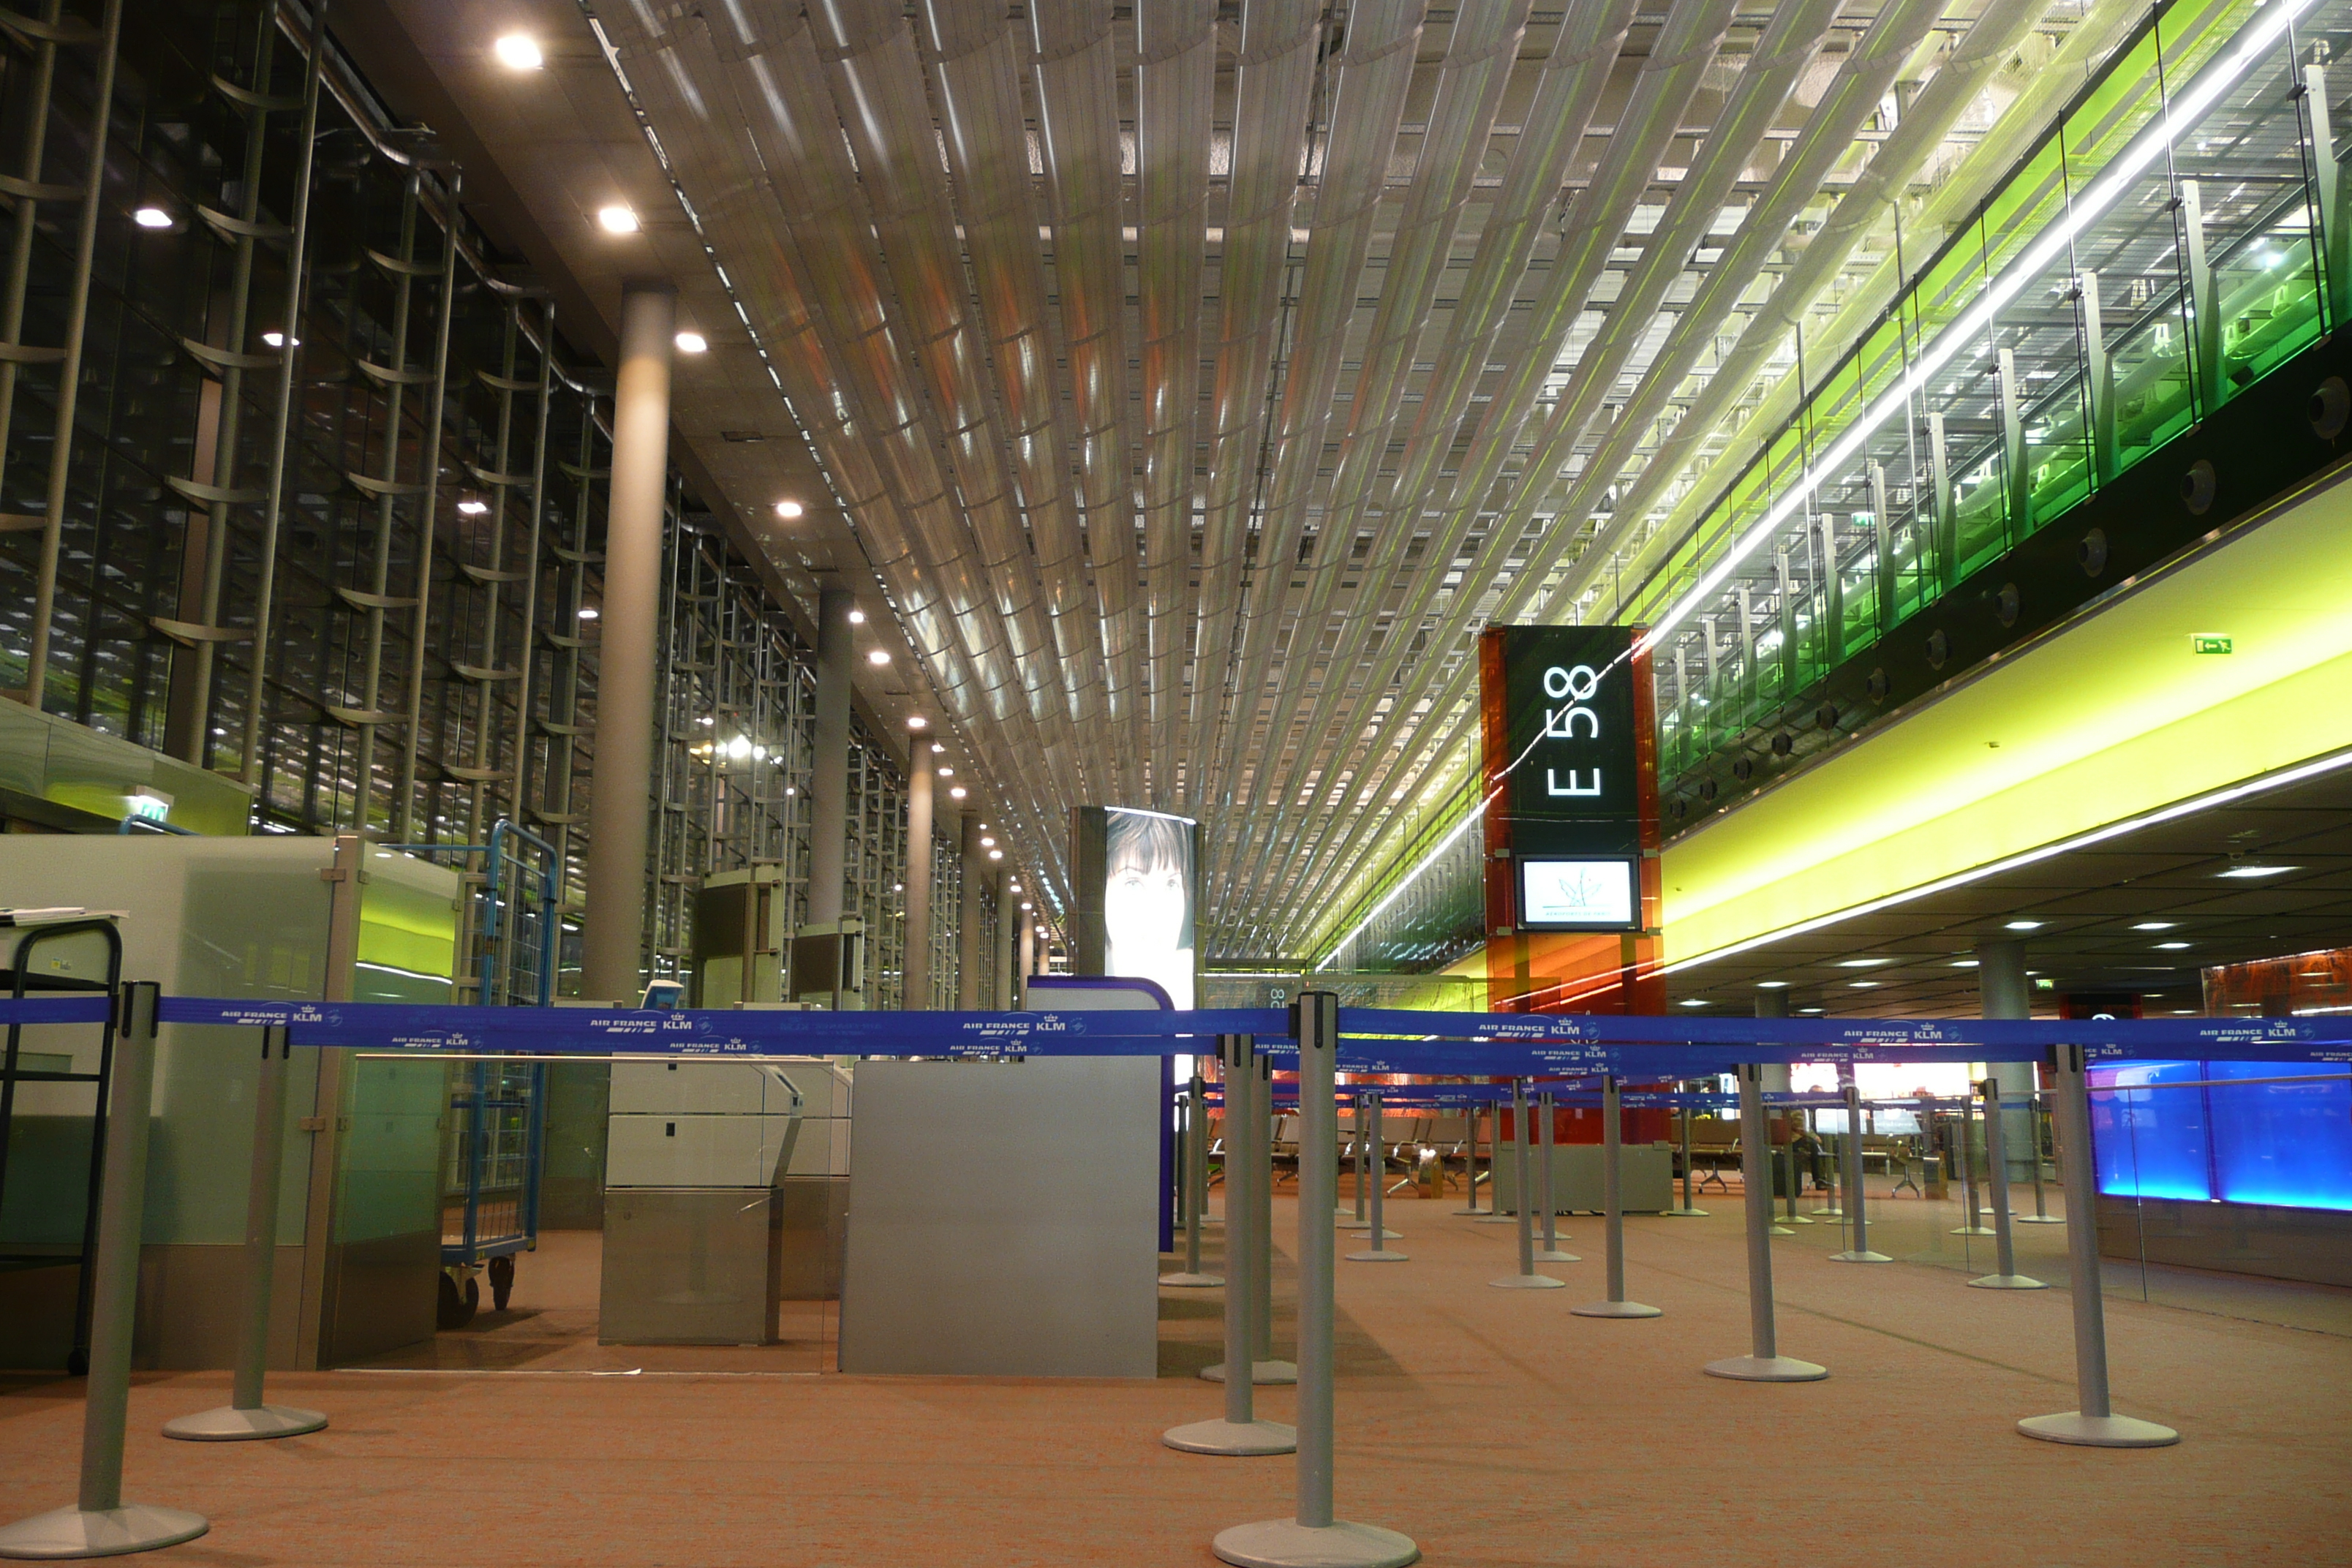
left=2206, top=1061, right=2352, bottom=1211
left=2089, top=1062, right=2212, bottom=1202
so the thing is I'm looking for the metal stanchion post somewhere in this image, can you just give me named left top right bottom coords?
left=1828, top=1082, right=1891, bottom=1263
left=1970, top=1077, right=2046, bottom=1289
left=1169, top=1041, right=1295, bottom=1454
left=1534, top=1089, right=1577, bottom=1262
left=2019, top=1047, right=2177, bottom=1448
left=1706, top=1065, right=1826, bottom=1382
left=1346, top=1091, right=1406, bottom=1263
left=1474, top=1091, right=1515, bottom=1224
left=162, top=1025, right=328, bottom=1439
left=2017, top=1093, right=2064, bottom=1224
left=1779, top=1110, right=1812, bottom=1225
left=1346, top=1091, right=1398, bottom=1240
left=0, top=984, right=209, bottom=1558
left=1207, top=1044, right=1296, bottom=1387
left=1490, top=1080, right=1562, bottom=1289
left=1665, top=1084, right=1707, bottom=1216
left=1349, top=1093, right=1369, bottom=1226
left=1215, top=993, right=1417, bottom=1568
left=1810, top=1099, right=1843, bottom=1218
left=1454, top=1104, right=1483, bottom=1215
left=1164, top=1069, right=1224, bottom=1287
left=1572, top=1075, right=1660, bottom=1319
left=1952, top=1095, right=1993, bottom=1235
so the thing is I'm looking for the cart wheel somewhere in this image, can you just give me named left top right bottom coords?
left=488, top=1254, right=515, bottom=1312
left=437, top=1270, right=480, bottom=1330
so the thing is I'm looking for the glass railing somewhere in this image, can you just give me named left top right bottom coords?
left=1646, top=0, right=2352, bottom=785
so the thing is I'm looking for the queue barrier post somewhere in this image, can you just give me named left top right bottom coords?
left=1163, top=1069, right=1224, bottom=1288
left=1664, top=1084, right=1707, bottom=1216
left=1534, top=1089, right=1578, bottom=1263
left=1345, top=1090, right=1399, bottom=1241
left=1705, top=1065, right=1826, bottom=1382
left=1779, top=1128, right=1812, bottom=1226
left=1474, top=1093, right=1516, bottom=1225
left=1169, top=1036, right=1296, bottom=1456
left=1952, top=1094, right=1994, bottom=1236
left=2017, top=1092, right=2065, bottom=1224
left=1572, top=1074, right=1660, bottom=1319
left=2018, top=1047, right=2178, bottom=1448
left=1828, top=1082, right=1891, bottom=1264
left=1349, top=1094, right=1369, bottom=1226
left=1453, top=1104, right=1484, bottom=1215
left=162, top=1025, right=330, bottom=1439
left=1969, top=1077, right=2046, bottom=1289
left=1346, top=1090, right=1407, bottom=1263
left=0, top=983, right=211, bottom=1560
left=1214, top=994, right=1418, bottom=1568
left=1490, top=1079, right=1562, bottom=1290
left=1205, top=1042, right=1294, bottom=1387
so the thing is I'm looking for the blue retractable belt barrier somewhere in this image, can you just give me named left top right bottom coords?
left=0, top=995, right=111, bottom=1025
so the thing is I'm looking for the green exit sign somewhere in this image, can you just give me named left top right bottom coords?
left=2191, top=633, right=2234, bottom=655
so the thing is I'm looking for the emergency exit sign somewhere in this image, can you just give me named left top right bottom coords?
left=2191, top=633, right=2233, bottom=655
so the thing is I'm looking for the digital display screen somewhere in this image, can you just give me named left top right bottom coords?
left=1095, top=807, right=1196, bottom=1011
left=1516, top=858, right=1638, bottom=930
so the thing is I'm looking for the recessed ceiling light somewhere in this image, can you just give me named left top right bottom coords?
left=980, top=837, right=996, bottom=848
left=938, top=766, right=954, bottom=777
left=674, top=330, right=708, bottom=354
left=1678, top=998, right=1709, bottom=1008
left=1950, top=959, right=1979, bottom=968
left=1756, top=981, right=1790, bottom=989
left=1850, top=981, right=1881, bottom=988
left=597, top=204, right=639, bottom=234
left=2004, top=919, right=2044, bottom=931
left=989, top=848, right=1003, bottom=860
left=2217, top=864, right=2298, bottom=878
left=2132, top=921, right=2176, bottom=931
left=456, top=498, right=489, bottom=516
left=774, top=499, right=804, bottom=519
left=930, top=742, right=944, bottom=754
left=847, top=609, right=865, bottom=624
left=1021, top=900, right=1033, bottom=911
left=866, top=649, right=889, bottom=666
left=2155, top=941, right=2192, bottom=950
left=133, top=206, right=173, bottom=229
left=493, top=32, right=543, bottom=69
left=906, top=715, right=927, bottom=730
left=949, top=786, right=967, bottom=799
left=578, top=606, right=598, bottom=620
left=1798, top=1007, right=1823, bottom=1015
left=1836, top=958, right=1889, bottom=968
left=260, top=331, right=298, bottom=347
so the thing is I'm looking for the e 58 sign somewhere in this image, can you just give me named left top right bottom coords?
left=1498, top=625, right=1640, bottom=859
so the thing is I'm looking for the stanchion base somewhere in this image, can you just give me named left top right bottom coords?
left=1571, top=1298, right=1662, bottom=1319
left=1949, top=1226, right=1997, bottom=1236
left=2015, top=1215, right=2066, bottom=1224
left=1159, top=1273, right=1226, bottom=1289
left=1778, top=1215, right=1814, bottom=1226
left=1809, top=1208, right=1844, bottom=1219
left=1969, top=1273, right=2048, bottom=1290
left=1770, top=1226, right=1795, bottom=1236
left=1343, top=1226, right=1403, bottom=1240
left=2016, top=1411, right=2179, bottom=1448
left=1451, top=1207, right=1484, bottom=1216
left=1486, top=1273, right=1564, bottom=1289
left=1828, top=1250, right=1893, bottom=1264
left=1703, top=1354, right=1828, bottom=1383
left=1345, top=1247, right=1409, bottom=1263
left=1213, top=1518, right=1420, bottom=1568
left=0, top=1503, right=210, bottom=1559
left=1163, top=1417, right=1297, bottom=1456
left=161, top=1403, right=328, bottom=1441
left=1663, top=1207, right=1710, bottom=1218
left=1200, top=1360, right=1298, bottom=1386
left=1474, top=1213, right=1518, bottom=1224
left=1534, top=1248, right=1580, bottom=1263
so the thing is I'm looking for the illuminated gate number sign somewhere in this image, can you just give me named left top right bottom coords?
left=1486, top=625, right=1645, bottom=932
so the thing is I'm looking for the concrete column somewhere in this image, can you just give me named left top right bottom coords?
left=1017, top=902, right=1035, bottom=983
left=957, top=811, right=985, bottom=1009
left=1755, top=988, right=1791, bottom=1094
left=581, top=284, right=674, bottom=1003
left=995, top=863, right=1016, bottom=1011
left=1976, top=939, right=2039, bottom=1185
left=806, top=587, right=856, bottom=926
left=902, top=739, right=934, bottom=1009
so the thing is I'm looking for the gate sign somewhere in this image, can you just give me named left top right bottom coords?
left=1481, top=625, right=1646, bottom=931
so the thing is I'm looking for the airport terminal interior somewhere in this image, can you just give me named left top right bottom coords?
left=2, top=0, right=2351, bottom=1562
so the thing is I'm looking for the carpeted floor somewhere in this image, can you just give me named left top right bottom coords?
left=3, top=1182, right=2347, bottom=1566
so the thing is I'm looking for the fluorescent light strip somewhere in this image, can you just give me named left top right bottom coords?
left=1104, top=805, right=1199, bottom=825
left=1644, top=0, right=2313, bottom=649
left=1661, top=743, right=2352, bottom=979
left=1314, top=788, right=1498, bottom=970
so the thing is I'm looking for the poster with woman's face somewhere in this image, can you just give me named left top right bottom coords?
left=1101, top=809, right=1195, bottom=1010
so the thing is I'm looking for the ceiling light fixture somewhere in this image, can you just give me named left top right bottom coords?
left=988, top=849, right=1003, bottom=861
left=949, top=786, right=968, bottom=800
left=1678, top=998, right=1709, bottom=1008
left=2133, top=921, right=2177, bottom=931
left=674, top=331, right=708, bottom=354
left=1756, top=981, right=1790, bottom=989
left=578, top=607, right=598, bottom=620
left=1836, top=958, right=1889, bottom=968
left=456, top=498, right=489, bottom=516
left=260, top=331, right=298, bottom=348
left=493, top=32, right=543, bottom=69
left=597, top=205, right=639, bottom=234
left=2155, top=941, right=2193, bottom=950
left=847, top=609, right=865, bottom=625
left=930, top=742, right=944, bottom=754
left=774, top=499, right=804, bottom=519
left=132, top=206, right=172, bottom=229
left=1850, top=981, right=1882, bottom=989
left=2004, top=919, right=2044, bottom=931
left=980, top=837, right=996, bottom=848
left=938, top=767, right=953, bottom=777
left=906, top=715, right=927, bottom=731
left=2217, top=864, right=2299, bottom=878
left=866, top=649, right=889, bottom=666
